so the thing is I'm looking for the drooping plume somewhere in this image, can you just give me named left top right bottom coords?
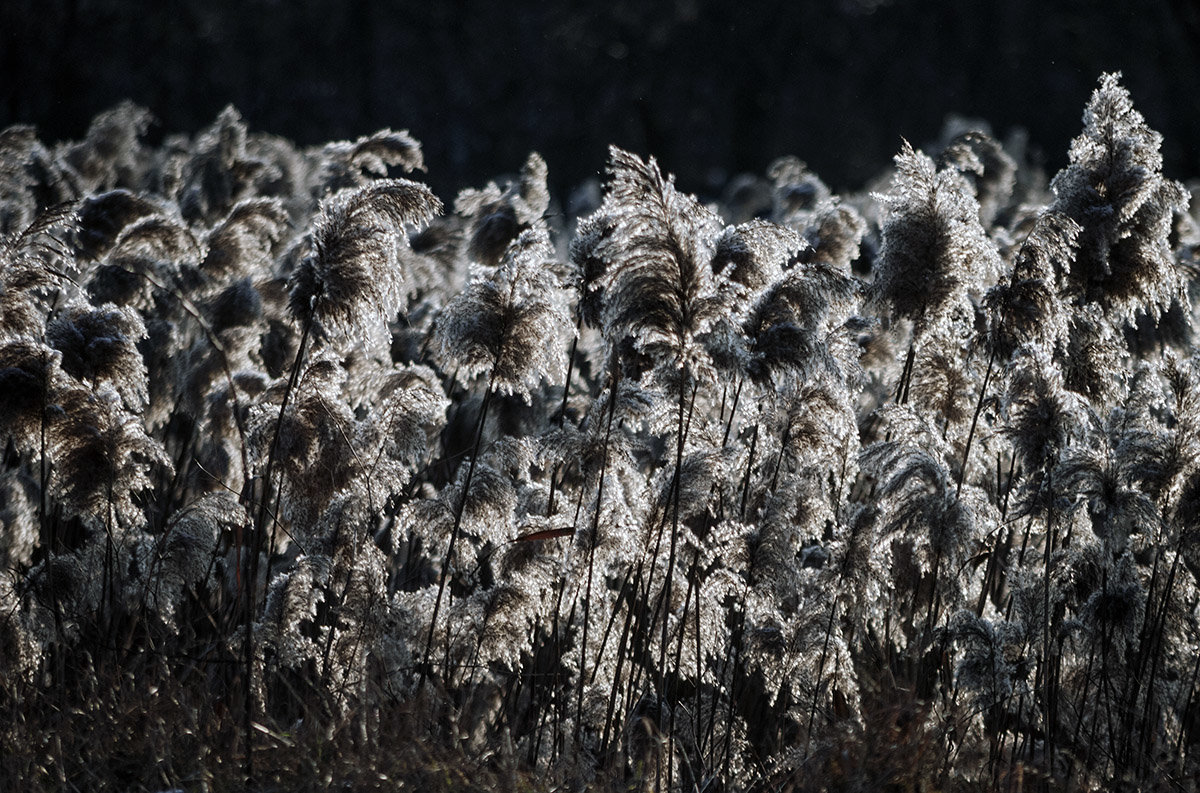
left=315, top=128, right=426, bottom=193
left=288, top=178, right=442, bottom=336
left=200, top=197, right=290, bottom=283
left=48, top=384, right=171, bottom=527
left=594, top=146, right=724, bottom=389
left=435, top=227, right=573, bottom=401
left=46, top=301, right=149, bottom=411
left=455, top=152, right=551, bottom=268
left=0, top=338, right=62, bottom=454
left=0, top=203, right=76, bottom=338
left=983, top=211, right=1080, bottom=361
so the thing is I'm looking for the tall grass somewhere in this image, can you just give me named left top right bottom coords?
left=1, top=74, right=1199, bottom=791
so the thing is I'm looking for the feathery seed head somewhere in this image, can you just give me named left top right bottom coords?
left=201, top=197, right=290, bottom=282
left=288, top=178, right=442, bottom=336
left=596, top=146, right=725, bottom=389
left=47, top=301, right=149, bottom=410
left=435, top=227, right=573, bottom=401
left=317, top=128, right=425, bottom=192
left=49, top=383, right=171, bottom=526
left=872, top=141, right=1001, bottom=336
left=1051, top=73, right=1190, bottom=322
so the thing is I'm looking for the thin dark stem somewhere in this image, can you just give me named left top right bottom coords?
left=665, top=555, right=700, bottom=786
left=546, top=313, right=584, bottom=517
left=1042, top=512, right=1058, bottom=782
left=769, top=418, right=790, bottom=496
left=722, top=378, right=744, bottom=447
left=957, top=349, right=995, bottom=497
left=101, top=480, right=115, bottom=638
left=421, top=368, right=497, bottom=688
left=576, top=359, right=619, bottom=744
left=658, top=381, right=695, bottom=691
left=917, top=545, right=944, bottom=694
left=38, top=350, right=49, bottom=551
left=599, top=574, right=632, bottom=759
left=739, top=422, right=759, bottom=521
left=804, top=598, right=838, bottom=759
left=897, top=337, right=916, bottom=404
left=1136, top=542, right=1183, bottom=765
left=244, top=305, right=313, bottom=785
left=255, top=307, right=314, bottom=579
left=558, top=312, right=583, bottom=427
left=1175, top=650, right=1200, bottom=761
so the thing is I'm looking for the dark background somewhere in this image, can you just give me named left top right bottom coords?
left=3, top=0, right=1199, bottom=200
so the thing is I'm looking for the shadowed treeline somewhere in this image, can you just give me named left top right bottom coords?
left=3, top=0, right=1199, bottom=199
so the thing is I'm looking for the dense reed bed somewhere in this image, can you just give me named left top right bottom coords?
left=2, top=73, right=1199, bottom=791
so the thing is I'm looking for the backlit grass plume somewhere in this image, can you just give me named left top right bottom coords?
left=288, top=178, right=442, bottom=337
left=872, top=141, right=1001, bottom=339
left=594, top=145, right=724, bottom=388
left=315, top=128, right=426, bottom=193
left=1051, top=72, right=1190, bottom=322
left=3, top=76, right=1200, bottom=793
left=200, top=197, right=290, bottom=283
left=456, top=152, right=551, bottom=268
left=435, top=226, right=573, bottom=401
left=983, top=211, right=1080, bottom=362
left=46, top=301, right=149, bottom=411
left=0, top=203, right=76, bottom=337
left=0, top=338, right=62, bottom=454
left=49, top=384, right=171, bottom=527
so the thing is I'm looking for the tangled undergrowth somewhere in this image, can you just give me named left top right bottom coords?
left=2, top=73, right=1200, bottom=792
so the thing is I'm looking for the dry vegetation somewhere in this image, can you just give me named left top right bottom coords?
left=2, top=73, right=1199, bottom=791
